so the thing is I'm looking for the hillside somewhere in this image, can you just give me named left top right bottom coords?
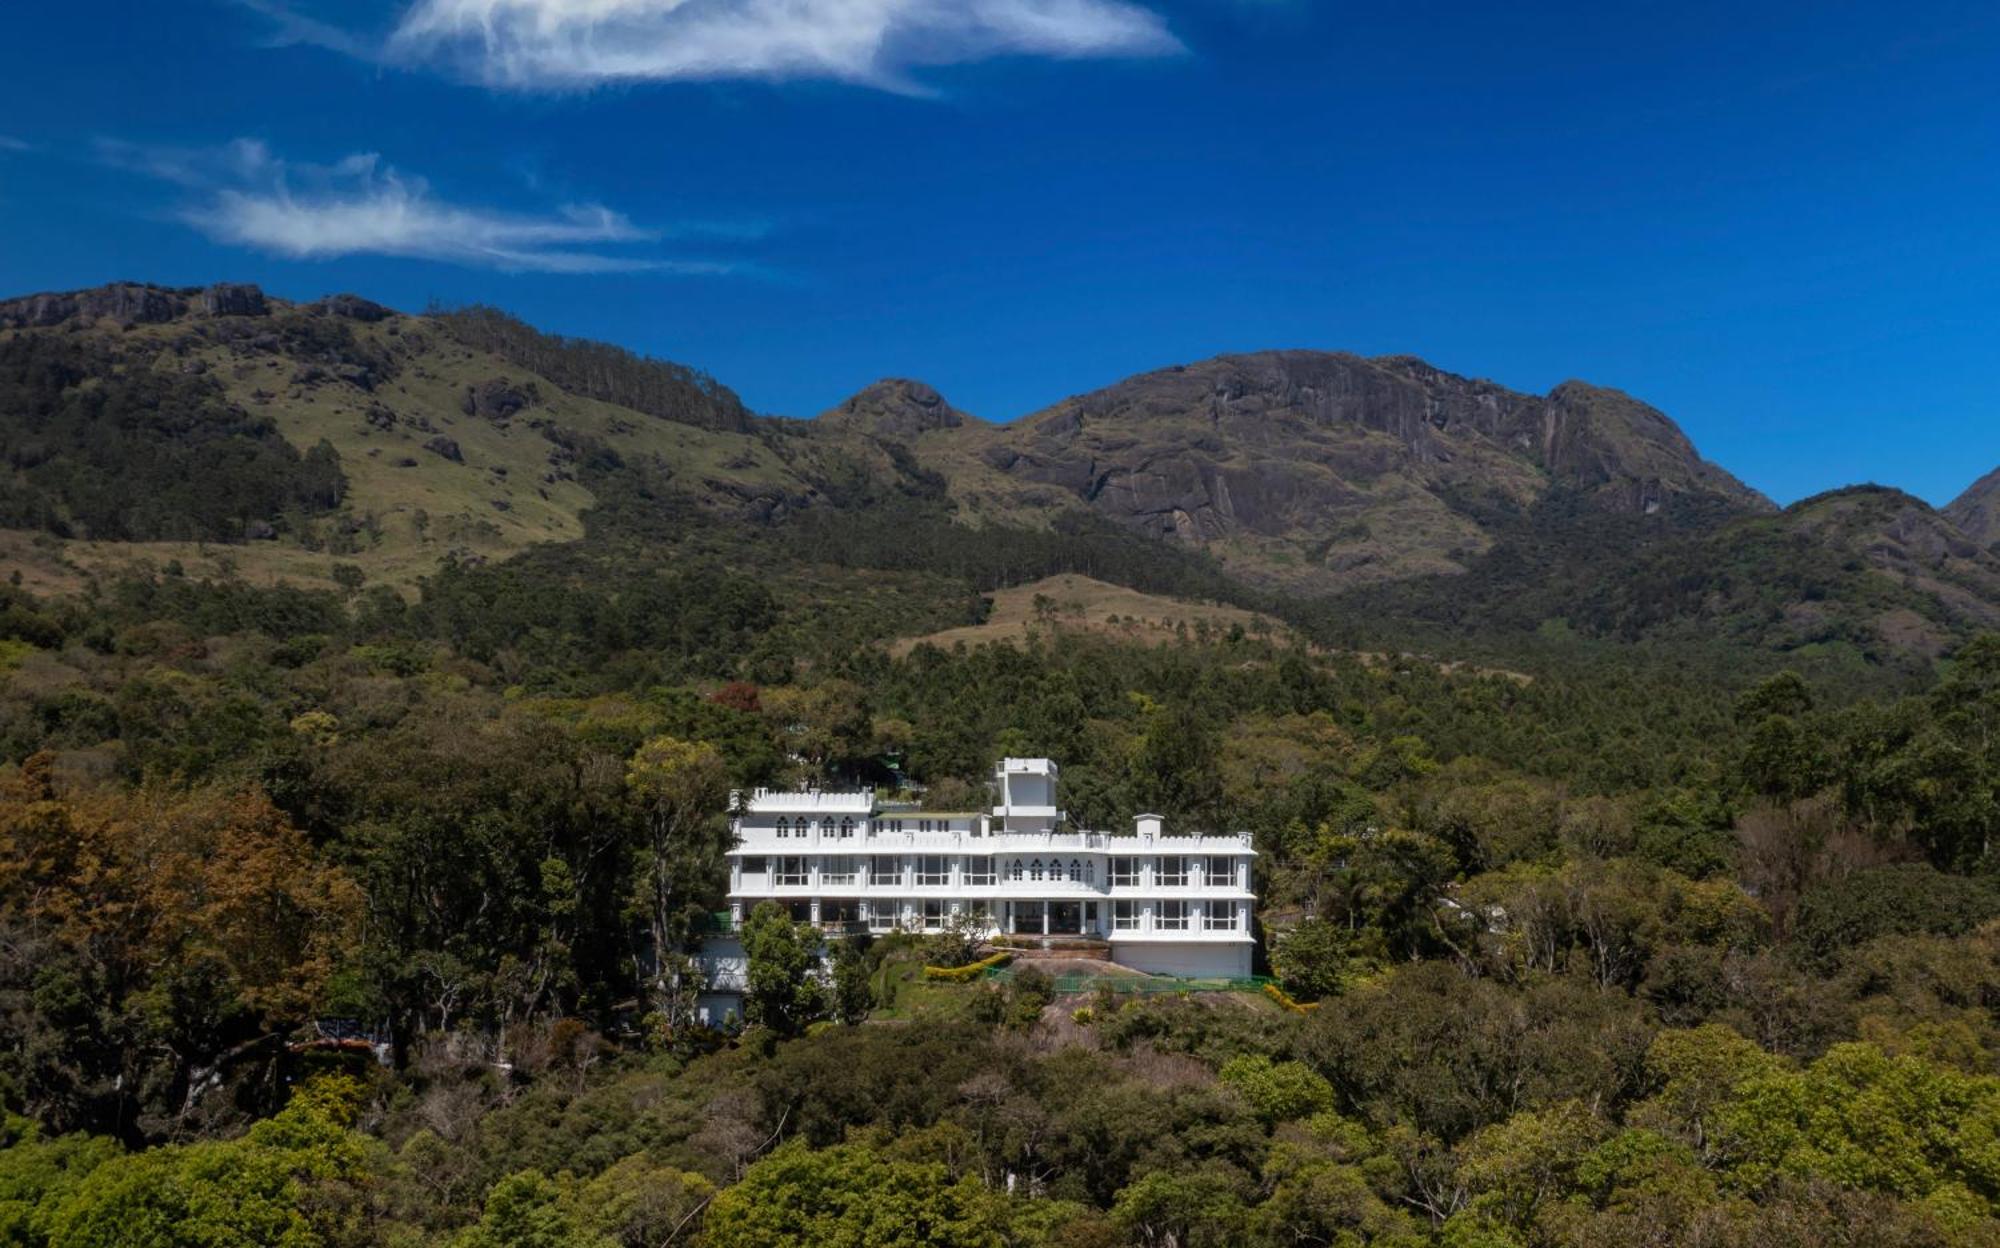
left=1947, top=465, right=2000, bottom=552
left=8, top=280, right=2000, bottom=670
left=0, top=282, right=941, bottom=593
left=861, top=351, right=1772, bottom=594
left=888, top=572, right=1283, bottom=656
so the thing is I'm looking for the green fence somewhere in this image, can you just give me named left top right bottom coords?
left=983, top=966, right=1278, bottom=995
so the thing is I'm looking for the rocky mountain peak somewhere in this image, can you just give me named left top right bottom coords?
left=0, top=281, right=279, bottom=329
left=818, top=378, right=973, bottom=440
left=1538, top=381, right=1771, bottom=515
left=1946, top=466, right=2000, bottom=552
left=954, top=349, right=1770, bottom=589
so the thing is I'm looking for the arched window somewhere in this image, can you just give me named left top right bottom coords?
left=776, top=818, right=790, bottom=838
left=840, top=817, right=855, bottom=838
left=1029, top=859, right=1043, bottom=881
left=1009, top=859, right=1024, bottom=881
left=1085, top=860, right=1096, bottom=884
left=1068, top=859, right=1082, bottom=882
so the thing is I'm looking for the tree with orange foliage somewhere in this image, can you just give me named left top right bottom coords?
left=0, top=753, right=361, bottom=1138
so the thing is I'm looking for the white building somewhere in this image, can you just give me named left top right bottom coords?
left=698, top=758, right=1256, bottom=1019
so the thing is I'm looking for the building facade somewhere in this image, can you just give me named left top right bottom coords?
left=700, top=759, right=1256, bottom=1019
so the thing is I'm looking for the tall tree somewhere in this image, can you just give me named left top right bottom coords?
left=623, top=736, right=732, bottom=1024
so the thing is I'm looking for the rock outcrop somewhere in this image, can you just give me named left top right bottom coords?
left=816, top=378, right=973, bottom=441
left=201, top=283, right=269, bottom=317
left=310, top=293, right=395, bottom=322
left=0, top=282, right=190, bottom=328
left=463, top=378, right=538, bottom=422
left=422, top=436, right=464, bottom=463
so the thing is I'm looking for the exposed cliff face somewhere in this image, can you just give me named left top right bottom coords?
left=1947, top=467, right=2000, bottom=552
left=0, top=281, right=288, bottom=329
left=894, top=350, right=1768, bottom=590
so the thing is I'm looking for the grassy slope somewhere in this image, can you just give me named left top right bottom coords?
left=5, top=311, right=810, bottom=594
left=888, top=573, right=1284, bottom=657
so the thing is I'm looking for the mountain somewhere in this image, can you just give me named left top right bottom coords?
left=1337, top=482, right=2000, bottom=665
left=6, top=279, right=2000, bottom=668
left=874, top=351, right=1770, bottom=593
left=1947, top=466, right=2000, bottom=552
left=817, top=378, right=975, bottom=440
left=0, top=282, right=941, bottom=593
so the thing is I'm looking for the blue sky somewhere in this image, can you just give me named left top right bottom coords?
left=2, top=0, right=1998, bottom=506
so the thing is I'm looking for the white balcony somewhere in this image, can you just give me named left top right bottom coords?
left=994, top=804, right=1059, bottom=819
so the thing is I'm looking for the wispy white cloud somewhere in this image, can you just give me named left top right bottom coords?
left=233, top=0, right=377, bottom=58
left=251, top=0, right=1180, bottom=91
left=0, top=136, right=31, bottom=153
left=99, top=137, right=716, bottom=274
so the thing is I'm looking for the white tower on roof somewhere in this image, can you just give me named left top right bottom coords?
left=993, top=757, right=1059, bottom=835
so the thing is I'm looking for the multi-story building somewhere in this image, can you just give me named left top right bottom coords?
left=697, top=758, right=1256, bottom=1022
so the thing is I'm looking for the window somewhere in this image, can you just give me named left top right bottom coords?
left=1157, top=856, right=1189, bottom=887
left=868, top=903, right=895, bottom=932
left=774, top=857, right=809, bottom=886
left=1067, top=859, right=1082, bottom=882
left=1157, top=900, right=1189, bottom=930
left=1111, top=857, right=1140, bottom=887
left=1114, top=900, right=1141, bottom=931
left=919, top=819, right=933, bottom=835
left=916, top=856, right=950, bottom=887
left=740, top=856, right=766, bottom=875
left=964, top=857, right=995, bottom=886
left=1205, top=905, right=1237, bottom=931
left=821, top=856, right=856, bottom=886
left=775, top=818, right=791, bottom=839
left=1029, top=859, right=1045, bottom=882
left=839, top=818, right=856, bottom=839
left=1008, top=859, right=1024, bottom=882
left=889, top=819, right=904, bottom=834
left=1206, top=856, right=1236, bottom=888
left=922, top=899, right=949, bottom=931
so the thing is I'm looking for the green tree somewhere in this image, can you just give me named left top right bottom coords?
left=1219, top=1055, right=1336, bottom=1124
left=1111, top=1166, right=1250, bottom=1248
left=454, top=1169, right=615, bottom=1248
left=702, top=1141, right=1006, bottom=1248
left=1274, top=918, right=1347, bottom=1001
left=624, top=736, right=732, bottom=1023
left=575, top=1153, right=713, bottom=1248
left=830, top=938, right=875, bottom=1026
left=41, top=1078, right=372, bottom=1248
left=741, top=901, right=826, bottom=1036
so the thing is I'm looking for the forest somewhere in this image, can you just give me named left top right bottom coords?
left=3, top=493, right=2000, bottom=1248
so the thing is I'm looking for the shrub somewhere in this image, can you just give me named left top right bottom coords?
left=923, top=952, right=1012, bottom=983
